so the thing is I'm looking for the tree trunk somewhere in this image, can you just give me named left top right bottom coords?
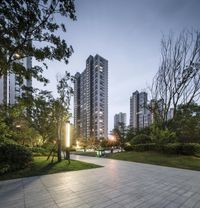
left=57, top=121, right=62, bottom=162
left=57, top=139, right=62, bottom=162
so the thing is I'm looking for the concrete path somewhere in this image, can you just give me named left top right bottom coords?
left=1, top=155, right=200, bottom=208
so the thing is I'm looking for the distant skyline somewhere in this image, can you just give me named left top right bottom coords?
left=33, top=0, right=200, bottom=132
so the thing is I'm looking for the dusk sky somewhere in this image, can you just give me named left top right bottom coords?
left=34, top=0, right=200, bottom=132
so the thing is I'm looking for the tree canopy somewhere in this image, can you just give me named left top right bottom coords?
left=0, top=0, right=76, bottom=83
left=150, top=30, right=200, bottom=126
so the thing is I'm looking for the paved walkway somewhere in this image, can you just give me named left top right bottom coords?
left=1, top=155, right=200, bottom=208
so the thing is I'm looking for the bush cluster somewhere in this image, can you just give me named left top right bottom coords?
left=0, top=143, right=33, bottom=174
left=132, top=143, right=200, bottom=156
left=130, top=134, right=152, bottom=145
left=133, top=143, right=156, bottom=152
left=124, top=145, right=134, bottom=151
left=30, top=147, right=49, bottom=156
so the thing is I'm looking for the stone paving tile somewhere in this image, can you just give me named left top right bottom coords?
left=0, top=198, right=25, bottom=208
left=1, top=155, right=200, bottom=208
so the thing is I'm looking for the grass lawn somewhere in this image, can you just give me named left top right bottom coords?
left=0, top=156, right=102, bottom=181
left=108, top=151, right=200, bottom=171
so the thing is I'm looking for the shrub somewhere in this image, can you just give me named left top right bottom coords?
left=130, top=134, right=152, bottom=145
left=132, top=142, right=200, bottom=156
left=0, top=138, right=17, bottom=145
left=124, top=145, right=134, bottom=151
left=133, top=143, right=156, bottom=152
left=181, top=143, right=200, bottom=156
left=161, top=143, right=182, bottom=154
left=195, top=145, right=200, bottom=157
left=151, top=126, right=177, bottom=144
left=70, top=147, right=76, bottom=152
left=31, top=147, right=49, bottom=156
left=0, top=143, right=33, bottom=174
left=0, top=163, right=10, bottom=175
left=161, top=143, right=200, bottom=155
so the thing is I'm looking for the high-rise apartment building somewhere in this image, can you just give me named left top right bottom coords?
left=74, top=54, right=108, bottom=140
left=114, top=112, right=126, bottom=129
left=130, top=91, right=150, bottom=129
left=130, top=91, right=139, bottom=129
left=0, top=57, right=32, bottom=105
left=114, top=112, right=126, bottom=134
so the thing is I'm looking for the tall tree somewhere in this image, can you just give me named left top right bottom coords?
left=168, top=102, right=200, bottom=143
left=0, top=102, right=38, bottom=145
left=150, top=30, right=200, bottom=127
left=31, top=90, right=56, bottom=144
left=0, top=0, right=76, bottom=83
left=54, top=72, right=74, bottom=161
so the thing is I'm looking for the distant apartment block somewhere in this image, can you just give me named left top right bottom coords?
left=114, top=112, right=126, bottom=132
left=0, top=57, right=32, bottom=105
left=130, top=91, right=151, bottom=129
left=74, top=54, right=108, bottom=140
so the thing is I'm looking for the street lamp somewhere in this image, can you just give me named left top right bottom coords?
left=66, top=122, right=70, bottom=148
left=76, top=140, right=80, bottom=149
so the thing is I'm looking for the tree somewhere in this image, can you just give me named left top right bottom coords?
left=0, top=0, right=76, bottom=83
left=30, top=90, right=57, bottom=144
left=150, top=30, right=200, bottom=127
left=0, top=107, right=11, bottom=141
left=125, top=126, right=136, bottom=142
left=54, top=71, right=74, bottom=161
left=168, top=103, right=200, bottom=143
left=0, top=102, right=38, bottom=145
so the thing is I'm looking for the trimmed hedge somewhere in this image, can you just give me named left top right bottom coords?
left=133, top=143, right=156, bottom=152
left=124, top=145, right=134, bottom=151
left=0, top=143, right=33, bottom=174
left=182, top=143, right=200, bottom=156
left=132, top=143, right=200, bottom=156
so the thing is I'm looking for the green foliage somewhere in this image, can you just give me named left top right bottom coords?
left=108, top=151, right=200, bottom=171
left=0, top=103, right=39, bottom=146
left=151, top=125, right=176, bottom=144
left=133, top=143, right=156, bottom=152
left=30, top=147, right=49, bottom=156
left=0, top=0, right=76, bottom=83
left=31, top=90, right=57, bottom=144
left=54, top=72, right=75, bottom=161
left=124, top=145, right=134, bottom=151
left=0, top=163, right=10, bottom=175
left=181, top=143, right=200, bottom=156
left=69, top=148, right=76, bottom=152
left=132, top=143, right=200, bottom=156
left=0, top=138, right=17, bottom=145
left=125, top=127, right=136, bottom=142
left=161, top=143, right=182, bottom=154
left=0, top=156, right=101, bottom=181
left=130, top=134, right=152, bottom=145
left=42, top=143, right=56, bottom=151
left=169, top=103, right=200, bottom=143
left=0, top=116, right=10, bottom=140
left=0, top=143, right=33, bottom=174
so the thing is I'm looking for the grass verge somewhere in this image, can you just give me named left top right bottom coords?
left=108, top=151, right=200, bottom=171
left=0, top=156, right=102, bottom=181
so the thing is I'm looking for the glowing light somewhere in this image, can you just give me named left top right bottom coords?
left=108, top=135, right=116, bottom=141
left=66, top=123, right=70, bottom=147
left=14, top=53, right=20, bottom=59
left=76, top=140, right=80, bottom=148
